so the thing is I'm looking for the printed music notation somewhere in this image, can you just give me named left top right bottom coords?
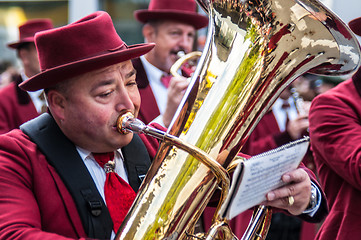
left=221, top=137, right=309, bottom=220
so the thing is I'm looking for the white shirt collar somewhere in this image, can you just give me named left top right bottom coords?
left=22, top=70, right=47, bottom=114
left=76, top=146, right=124, bottom=164
left=140, top=55, right=165, bottom=85
left=272, top=97, right=298, bottom=131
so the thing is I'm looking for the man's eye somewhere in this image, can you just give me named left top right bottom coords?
left=188, top=33, right=195, bottom=39
left=99, top=91, right=112, bottom=97
left=170, top=31, right=181, bottom=37
left=126, top=81, right=138, bottom=87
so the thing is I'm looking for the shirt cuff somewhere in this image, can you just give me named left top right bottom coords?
left=302, top=181, right=321, bottom=217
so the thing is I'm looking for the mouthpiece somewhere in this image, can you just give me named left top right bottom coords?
left=116, top=112, right=166, bottom=140
left=177, top=51, right=185, bottom=58
left=117, top=112, right=146, bottom=134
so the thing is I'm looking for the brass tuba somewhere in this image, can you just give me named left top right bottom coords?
left=116, top=0, right=360, bottom=239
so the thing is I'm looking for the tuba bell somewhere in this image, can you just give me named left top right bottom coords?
left=115, top=0, right=361, bottom=239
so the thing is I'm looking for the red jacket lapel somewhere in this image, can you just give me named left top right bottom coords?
left=132, top=58, right=160, bottom=124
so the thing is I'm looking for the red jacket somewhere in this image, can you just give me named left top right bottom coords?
left=0, top=116, right=156, bottom=239
left=0, top=130, right=87, bottom=239
left=0, top=76, right=39, bottom=134
left=309, top=72, right=361, bottom=239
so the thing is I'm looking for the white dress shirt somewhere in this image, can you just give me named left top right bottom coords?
left=76, top=147, right=129, bottom=240
left=272, top=97, right=298, bottom=131
left=21, top=71, right=47, bottom=114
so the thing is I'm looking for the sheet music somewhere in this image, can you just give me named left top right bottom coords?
left=221, top=137, right=309, bottom=220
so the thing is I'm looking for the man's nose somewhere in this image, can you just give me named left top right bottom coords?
left=115, top=88, right=134, bottom=112
left=178, top=34, right=193, bottom=50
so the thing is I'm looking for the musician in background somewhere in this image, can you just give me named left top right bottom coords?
left=0, top=19, right=53, bottom=134
left=314, top=75, right=346, bottom=95
left=132, top=0, right=208, bottom=127
left=292, top=73, right=319, bottom=101
left=309, top=16, right=361, bottom=240
left=0, top=60, right=18, bottom=89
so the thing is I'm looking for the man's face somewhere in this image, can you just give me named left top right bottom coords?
left=53, top=60, right=140, bottom=153
left=144, top=20, right=196, bottom=73
left=18, top=43, right=41, bottom=78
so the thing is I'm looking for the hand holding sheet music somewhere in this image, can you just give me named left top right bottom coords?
left=220, top=137, right=310, bottom=220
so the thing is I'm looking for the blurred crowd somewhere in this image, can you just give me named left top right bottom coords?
left=0, top=60, right=18, bottom=89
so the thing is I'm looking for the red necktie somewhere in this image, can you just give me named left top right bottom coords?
left=281, top=100, right=290, bottom=110
left=161, top=74, right=172, bottom=88
left=93, top=152, right=136, bottom=233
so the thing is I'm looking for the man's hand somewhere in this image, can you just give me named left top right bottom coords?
left=162, top=76, right=189, bottom=127
left=263, top=168, right=311, bottom=215
left=287, top=116, right=309, bottom=140
left=287, top=100, right=311, bottom=140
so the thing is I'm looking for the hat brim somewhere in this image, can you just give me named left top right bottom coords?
left=349, top=17, right=361, bottom=37
left=20, top=43, right=155, bottom=91
left=7, top=37, right=35, bottom=49
left=134, top=9, right=208, bottom=30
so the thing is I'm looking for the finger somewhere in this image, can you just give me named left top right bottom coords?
left=282, top=168, right=309, bottom=184
left=264, top=194, right=297, bottom=207
left=169, top=78, right=189, bottom=91
left=170, top=76, right=188, bottom=84
left=264, top=194, right=305, bottom=215
left=266, top=183, right=298, bottom=201
left=267, top=175, right=310, bottom=201
left=266, top=190, right=309, bottom=215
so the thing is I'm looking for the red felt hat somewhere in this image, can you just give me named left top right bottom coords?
left=7, top=19, right=53, bottom=49
left=20, top=11, right=155, bottom=92
left=349, top=17, right=361, bottom=37
left=134, top=0, right=208, bottom=30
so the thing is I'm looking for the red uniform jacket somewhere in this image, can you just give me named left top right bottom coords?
left=0, top=130, right=88, bottom=239
left=309, top=71, right=361, bottom=240
left=0, top=75, right=39, bottom=134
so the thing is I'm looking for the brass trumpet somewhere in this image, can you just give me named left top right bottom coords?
left=290, top=87, right=308, bottom=115
left=170, top=51, right=202, bottom=78
left=115, top=0, right=361, bottom=239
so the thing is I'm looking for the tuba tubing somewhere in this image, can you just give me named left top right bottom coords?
left=115, top=0, right=361, bottom=239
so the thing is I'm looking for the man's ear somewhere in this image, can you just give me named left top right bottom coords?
left=142, top=24, right=156, bottom=42
left=46, top=90, right=66, bottom=121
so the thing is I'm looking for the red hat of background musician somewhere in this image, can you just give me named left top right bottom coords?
left=134, top=0, right=208, bottom=30
left=7, top=19, right=53, bottom=49
left=349, top=17, right=361, bottom=37
left=20, top=11, right=155, bottom=92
